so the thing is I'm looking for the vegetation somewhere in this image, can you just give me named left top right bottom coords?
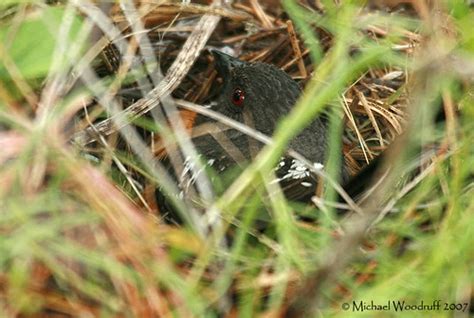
left=0, top=0, right=473, bottom=317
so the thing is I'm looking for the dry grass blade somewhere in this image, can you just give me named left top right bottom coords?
left=73, top=0, right=227, bottom=146
left=357, top=91, right=384, bottom=146
left=286, top=20, right=307, bottom=78
left=342, top=95, right=373, bottom=163
left=119, top=0, right=218, bottom=234
left=249, top=0, right=273, bottom=28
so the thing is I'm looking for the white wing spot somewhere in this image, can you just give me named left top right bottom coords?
left=313, top=162, right=324, bottom=170
left=277, top=158, right=286, bottom=168
left=281, top=159, right=310, bottom=180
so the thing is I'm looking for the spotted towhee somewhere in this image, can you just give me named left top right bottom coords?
left=155, top=50, right=352, bottom=218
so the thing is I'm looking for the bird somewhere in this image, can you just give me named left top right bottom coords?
left=154, top=49, right=350, bottom=218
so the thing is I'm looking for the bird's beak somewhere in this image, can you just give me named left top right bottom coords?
left=211, top=49, right=245, bottom=79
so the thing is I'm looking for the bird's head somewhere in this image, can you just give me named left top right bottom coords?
left=211, top=50, right=301, bottom=136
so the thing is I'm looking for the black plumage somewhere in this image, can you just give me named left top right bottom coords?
left=158, top=50, right=350, bottom=214
left=194, top=50, right=329, bottom=172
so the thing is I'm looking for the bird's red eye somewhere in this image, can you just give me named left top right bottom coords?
left=231, top=88, right=245, bottom=106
